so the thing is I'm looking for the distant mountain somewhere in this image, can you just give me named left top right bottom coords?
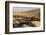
left=13, top=8, right=40, bottom=18
left=25, top=8, right=40, bottom=13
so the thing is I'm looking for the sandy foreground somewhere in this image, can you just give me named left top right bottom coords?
left=21, top=21, right=40, bottom=27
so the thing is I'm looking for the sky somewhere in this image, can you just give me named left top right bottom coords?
left=13, top=7, right=36, bottom=12
left=13, top=7, right=35, bottom=12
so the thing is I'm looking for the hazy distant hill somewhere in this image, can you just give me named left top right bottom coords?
left=13, top=8, right=40, bottom=18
